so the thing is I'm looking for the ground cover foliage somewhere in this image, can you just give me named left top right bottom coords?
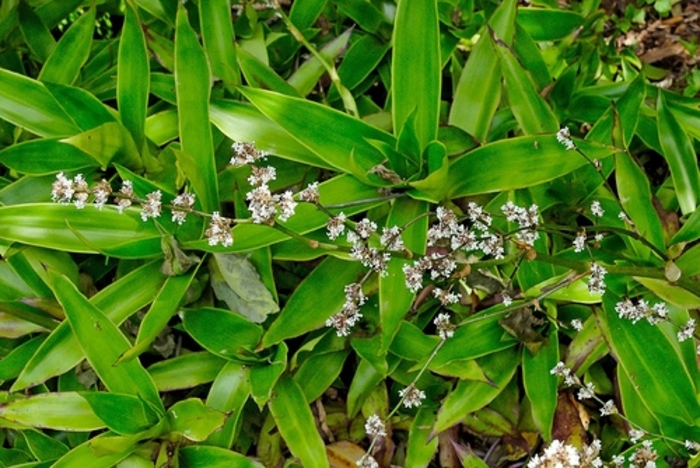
left=0, top=0, right=700, bottom=466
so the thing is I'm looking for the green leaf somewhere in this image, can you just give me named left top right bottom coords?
left=288, top=29, right=352, bottom=97
left=81, top=393, right=161, bottom=435
left=0, top=68, right=80, bottom=137
left=209, top=253, right=279, bottom=324
left=600, top=294, right=700, bottom=433
left=18, top=1, right=55, bottom=62
left=179, top=446, right=264, bottom=468
left=0, top=204, right=162, bottom=258
left=263, top=257, right=366, bottom=348
left=447, top=137, right=615, bottom=198
left=616, top=151, right=665, bottom=252
left=329, top=35, right=390, bottom=102
left=522, top=330, right=558, bottom=442
left=0, top=336, right=44, bottom=383
left=289, top=0, right=327, bottom=29
left=21, top=428, right=69, bottom=461
left=429, top=309, right=518, bottom=369
left=210, top=99, right=331, bottom=168
left=392, top=0, right=440, bottom=150
left=657, top=90, right=700, bottom=215
left=118, top=3, right=149, bottom=150
left=38, top=8, right=94, bottom=85
left=0, top=139, right=99, bottom=175
left=175, top=4, right=219, bottom=213
left=408, top=140, right=450, bottom=202
left=495, top=42, right=559, bottom=135
left=119, top=267, right=199, bottom=364
left=44, top=82, right=117, bottom=131
left=239, top=87, right=392, bottom=177
left=167, top=398, right=227, bottom=442
left=0, top=392, right=105, bottom=431
left=250, top=342, right=287, bottom=407
left=183, top=307, right=264, bottom=360
left=449, top=0, right=516, bottom=142
left=405, top=408, right=439, bottom=466
left=148, top=352, right=227, bottom=392
left=48, top=271, right=164, bottom=415
left=52, top=431, right=143, bottom=468
left=237, top=45, right=301, bottom=96
left=516, top=8, right=584, bottom=41
left=433, top=347, right=519, bottom=434
left=672, top=208, right=700, bottom=245
left=199, top=0, right=240, bottom=91
left=269, top=375, right=330, bottom=468
left=61, top=122, right=142, bottom=170
left=293, top=349, right=348, bottom=402
left=12, top=261, right=166, bottom=392
left=206, top=361, right=251, bottom=448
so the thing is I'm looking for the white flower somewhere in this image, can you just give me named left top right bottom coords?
left=364, top=414, right=386, bottom=438
left=92, top=180, right=112, bottom=210
left=629, top=429, right=645, bottom=443
left=171, top=192, right=196, bottom=225
left=600, top=399, right=618, bottom=416
left=571, top=319, right=584, bottom=331
left=326, top=213, right=346, bottom=240
left=686, top=440, right=700, bottom=452
left=299, top=181, right=319, bottom=203
left=205, top=211, right=233, bottom=247
left=678, top=318, right=696, bottom=342
left=380, top=226, right=404, bottom=251
left=277, top=191, right=297, bottom=222
left=356, top=454, right=378, bottom=468
left=433, top=312, right=455, bottom=340
left=399, top=384, right=426, bottom=408
left=248, top=166, right=276, bottom=186
left=588, top=262, right=607, bottom=295
left=556, top=127, right=576, bottom=150
left=573, top=233, right=586, bottom=253
left=502, top=292, right=513, bottom=307
left=230, top=141, right=267, bottom=166
left=141, top=191, right=162, bottom=221
left=577, top=382, right=595, bottom=400
left=116, top=180, right=134, bottom=213
left=590, top=200, right=604, bottom=218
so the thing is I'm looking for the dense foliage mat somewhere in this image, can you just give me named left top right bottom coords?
left=1, top=0, right=700, bottom=466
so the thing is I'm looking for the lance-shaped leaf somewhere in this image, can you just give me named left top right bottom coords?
left=47, top=271, right=164, bottom=415
left=0, top=68, right=80, bottom=137
left=175, top=4, right=219, bottom=213
left=206, top=361, right=251, bottom=448
left=600, top=294, right=700, bottom=430
left=0, top=204, right=162, bottom=258
left=269, top=376, right=330, bottom=468
left=447, top=137, right=615, bottom=198
left=148, top=352, right=227, bottom=392
left=52, top=431, right=145, bottom=468
left=179, top=446, right=264, bottom=468
left=12, top=261, right=165, bottom=392
left=433, top=347, right=519, bottom=434
left=495, top=42, right=559, bottom=135
left=199, top=0, right=240, bottom=91
left=288, top=29, right=352, bottom=97
left=118, top=266, right=199, bottom=364
left=117, top=3, right=149, bottom=150
left=38, top=7, right=94, bottom=85
left=239, top=87, right=393, bottom=177
left=449, top=0, right=515, bottom=142
left=81, top=392, right=161, bottom=435
left=263, top=257, right=366, bottom=348
left=657, top=90, right=700, bottom=215
left=522, top=330, right=559, bottom=442
left=183, top=307, right=264, bottom=360
left=0, top=139, right=99, bottom=175
left=392, top=0, right=440, bottom=151
left=0, top=392, right=105, bottom=431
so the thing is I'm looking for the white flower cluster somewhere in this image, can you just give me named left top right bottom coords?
left=230, top=142, right=297, bottom=225
left=51, top=173, right=200, bottom=225
left=404, top=205, right=507, bottom=295
left=588, top=262, right=607, bottom=295
left=364, top=414, right=386, bottom=438
left=433, top=312, right=455, bottom=340
left=398, top=384, right=426, bottom=408
left=528, top=439, right=604, bottom=468
left=501, top=201, right=540, bottom=246
left=615, top=298, right=669, bottom=325
left=678, top=318, right=696, bottom=342
left=325, top=283, right=366, bottom=337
